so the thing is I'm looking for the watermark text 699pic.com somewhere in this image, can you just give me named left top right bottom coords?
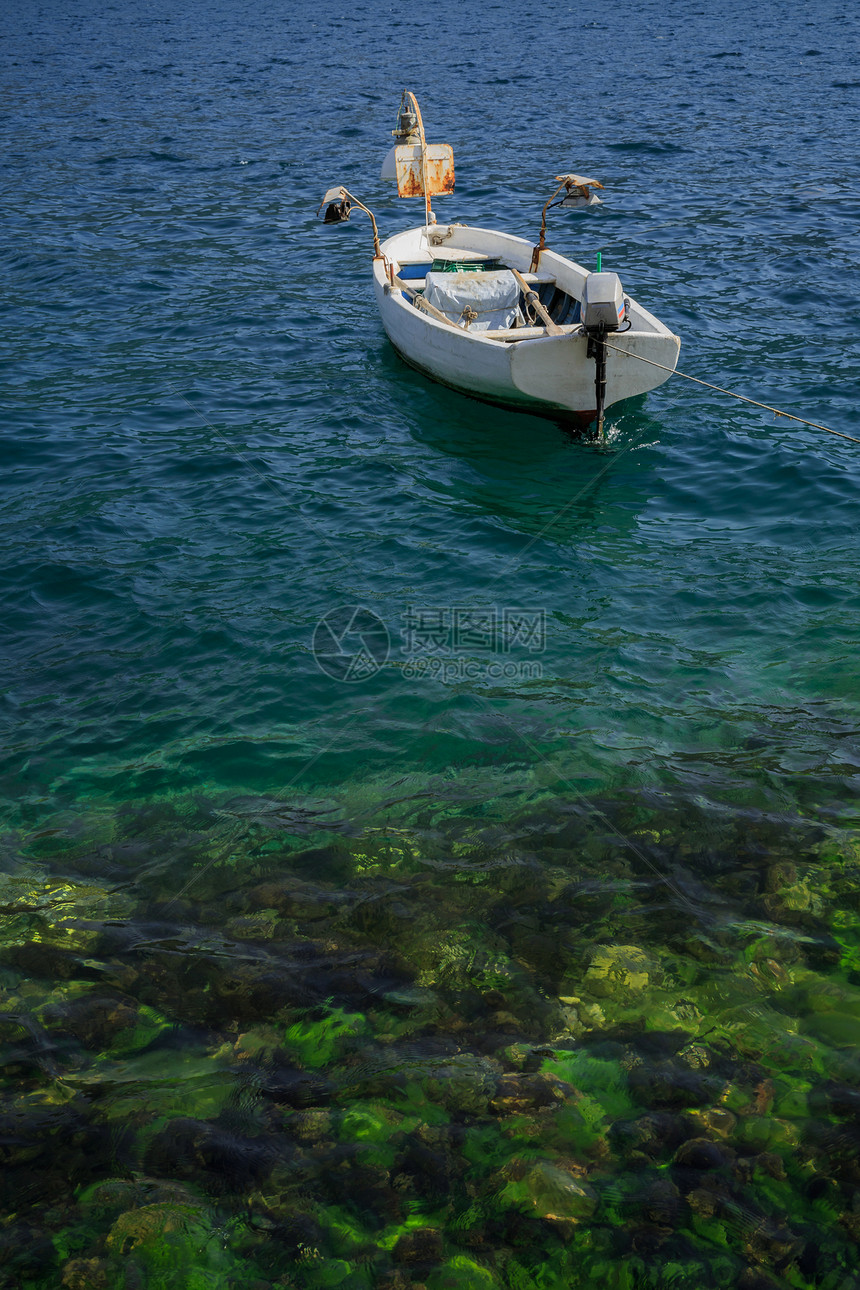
left=312, top=605, right=546, bottom=683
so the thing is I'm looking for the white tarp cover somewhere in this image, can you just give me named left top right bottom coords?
left=422, top=269, right=523, bottom=332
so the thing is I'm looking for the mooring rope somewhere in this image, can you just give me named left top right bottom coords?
left=601, top=340, right=860, bottom=445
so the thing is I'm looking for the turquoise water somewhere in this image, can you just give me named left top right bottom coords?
left=3, top=1, right=860, bottom=1286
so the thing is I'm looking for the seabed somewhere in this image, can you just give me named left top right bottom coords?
left=3, top=781, right=860, bottom=1289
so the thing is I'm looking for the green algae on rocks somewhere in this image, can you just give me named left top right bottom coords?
left=3, top=791, right=860, bottom=1288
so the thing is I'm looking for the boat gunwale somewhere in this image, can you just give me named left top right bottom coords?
left=375, top=223, right=677, bottom=349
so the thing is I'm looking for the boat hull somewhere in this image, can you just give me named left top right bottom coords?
left=373, top=224, right=680, bottom=422
left=386, top=334, right=599, bottom=427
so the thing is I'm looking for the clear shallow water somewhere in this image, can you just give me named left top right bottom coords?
left=3, top=1, right=860, bottom=1287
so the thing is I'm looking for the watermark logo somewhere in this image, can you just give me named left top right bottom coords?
left=401, top=607, right=545, bottom=656
left=312, top=606, right=390, bottom=682
left=312, top=604, right=545, bottom=683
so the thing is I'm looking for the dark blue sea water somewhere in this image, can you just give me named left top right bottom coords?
left=3, top=1, right=860, bottom=1287
left=3, top=0, right=860, bottom=823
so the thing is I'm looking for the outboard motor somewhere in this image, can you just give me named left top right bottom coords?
left=581, top=272, right=626, bottom=334
left=580, top=271, right=628, bottom=435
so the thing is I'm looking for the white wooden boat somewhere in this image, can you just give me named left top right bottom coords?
left=320, top=94, right=680, bottom=430
left=373, top=224, right=680, bottom=427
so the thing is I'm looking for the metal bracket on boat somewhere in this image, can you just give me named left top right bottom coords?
left=529, top=173, right=605, bottom=272
left=426, top=223, right=463, bottom=247
left=317, top=186, right=383, bottom=260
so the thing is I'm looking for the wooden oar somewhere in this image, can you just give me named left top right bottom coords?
left=508, top=266, right=564, bottom=336
left=392, top=277, right=460, bottom=329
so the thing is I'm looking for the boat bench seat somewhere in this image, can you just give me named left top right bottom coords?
left=483, top=323, right=581, bottom=341
left=396, top=263, right=432, bottom=281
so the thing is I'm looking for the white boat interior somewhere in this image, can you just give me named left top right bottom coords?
left=377, top=223, right=667, bottom=346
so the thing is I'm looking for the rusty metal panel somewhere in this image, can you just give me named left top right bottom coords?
left=394, top=144, right=455, bottom=198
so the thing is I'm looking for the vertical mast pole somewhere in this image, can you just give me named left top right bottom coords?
left=406, top=92, right=432, bottom=229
